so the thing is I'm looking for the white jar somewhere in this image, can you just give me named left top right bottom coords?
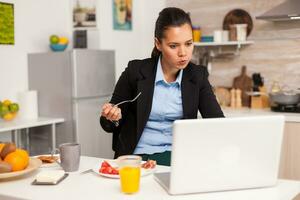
left=235, top=24, right=247, bottom=41
left=213, top=30, right=223, bottom=43
left=222, top=30, right=229, bottom=42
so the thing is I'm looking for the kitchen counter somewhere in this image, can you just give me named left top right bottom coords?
left=221, top=107, right=300, bottom=123
left=0, top=156, right=299, bottom=200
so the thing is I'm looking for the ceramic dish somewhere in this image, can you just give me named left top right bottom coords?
left=0, top=158, right=42, bottom=179
left=92, top=160, right=156, bottom=179
left=33, top=154, right=60, bottom=168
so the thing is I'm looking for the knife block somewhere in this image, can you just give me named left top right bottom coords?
left=251, top=86, right=270, bottom=109
left=251, top=96, right=263, bottom=109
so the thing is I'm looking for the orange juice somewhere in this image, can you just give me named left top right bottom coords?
left=119, top=166, right=141, bottom=194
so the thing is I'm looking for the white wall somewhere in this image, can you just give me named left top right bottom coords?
left=98, top=0, right=166, bottom=78
left=0, top=0, right=165, bottom=141
left=140, top=0, right=166, bottom=60
left=0, top=0, right=165, bottom=100
left=0, top=0, right=72, bottom=141
left=0, top=0, right=72, bottom=101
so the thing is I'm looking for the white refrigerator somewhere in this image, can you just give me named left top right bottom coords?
left=28, top=49, right=115, bottom=158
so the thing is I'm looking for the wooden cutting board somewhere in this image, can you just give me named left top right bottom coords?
left=232, top=66, right=252, bottom=107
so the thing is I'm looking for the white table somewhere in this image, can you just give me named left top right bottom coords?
left=0, top=156, right=299, bottom=200
left=0, top=117, right=64, bottom=151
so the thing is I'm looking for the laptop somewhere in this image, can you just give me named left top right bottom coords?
left=154, top=115, right=285, bottom=195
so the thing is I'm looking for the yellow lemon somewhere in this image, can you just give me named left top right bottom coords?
left=2, top=100, right=12, bottom=106
left=3, top=113, right=15, bottom=121
left=58, top=37, right=69, bottom=45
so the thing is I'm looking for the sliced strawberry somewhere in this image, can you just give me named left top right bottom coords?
left=99, top=167, right=107, bottom=173
left=101, top=160, right=111, bottom=168
left=99, top=160, right=120, bottom=175
left=112, top=168, right=119, bottom=175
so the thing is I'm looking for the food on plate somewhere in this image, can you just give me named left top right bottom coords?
left=0, top=143, right=16, bottom=159
left=99, top=160, right=119, bottom=175
left=37, top=155, right=59, bottom=163
left=0, top=161, right=12, bottom=173
left=4, top=151, right=29, bottom=172
left=98, top=159, right=157, bottom=176
left=15, top=149, right=30, bottom=166
left=141, top=160, right=156, bottom=169
left=0, top=143, right=30, bottom=173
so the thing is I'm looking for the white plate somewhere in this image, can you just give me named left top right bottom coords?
left=33, top=154, right=60, bottom=168
left=0, top=158, right=42, bottom=179
left=92, top=160, right=156, bottom=179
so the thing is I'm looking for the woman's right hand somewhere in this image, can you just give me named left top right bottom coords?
left=101, top=103, right=122, bottom=122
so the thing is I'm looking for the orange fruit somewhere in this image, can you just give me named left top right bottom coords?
left=15, top=149, right=29, bottom=166
left=4, top=151, right=27, bottom=171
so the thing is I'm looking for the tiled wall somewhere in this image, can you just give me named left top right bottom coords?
left=166, top=0, right=300, bottom=91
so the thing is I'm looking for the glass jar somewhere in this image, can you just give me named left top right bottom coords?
left=192, top=26, right=201, bottom=42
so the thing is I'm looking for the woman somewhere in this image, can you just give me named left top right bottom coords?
left=100, top=7, right=224, bottom=166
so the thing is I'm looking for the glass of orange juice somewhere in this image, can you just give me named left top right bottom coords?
left=117, top=155, right=142, bottom=194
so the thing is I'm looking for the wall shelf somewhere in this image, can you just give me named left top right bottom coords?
left=194, top=40, right=254, bottom=48
left=194, top=41, right=254, bottom=57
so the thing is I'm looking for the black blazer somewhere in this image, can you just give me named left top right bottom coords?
left=100, top=57, right=224, bottom=158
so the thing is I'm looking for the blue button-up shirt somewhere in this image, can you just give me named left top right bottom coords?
left=134, top=57, right=183, bottom=154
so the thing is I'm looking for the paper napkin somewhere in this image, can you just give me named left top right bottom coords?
left=35, top=170, right=66, bottom=184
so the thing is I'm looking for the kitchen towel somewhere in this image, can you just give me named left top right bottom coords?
left=18, top=90, right=38, bottom=120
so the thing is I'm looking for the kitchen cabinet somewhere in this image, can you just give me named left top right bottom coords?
left=279, top=122, right=300, bottom=180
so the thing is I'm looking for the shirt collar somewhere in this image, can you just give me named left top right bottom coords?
left=155, top=56, right=183, bottom=86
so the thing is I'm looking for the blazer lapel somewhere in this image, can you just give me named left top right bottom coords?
left=136, top=58, right=157, bottom=140
left=181, top=63, right=197, bottom=119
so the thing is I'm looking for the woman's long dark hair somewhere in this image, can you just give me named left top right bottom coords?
left=151, top=7, right=192, bottom=58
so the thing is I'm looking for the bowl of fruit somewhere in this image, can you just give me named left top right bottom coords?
left=0, top=142, right=42, bottom=178
left=0, top=100, right=19, bottom=121
left=49, top=35, right=69, bottom=52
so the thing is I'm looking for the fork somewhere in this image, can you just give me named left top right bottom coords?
left=111, top=92, right=142, bottom=127
left=80, top=168, right=93, bottom=175
left=114, top=92, right=142, bottom=107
